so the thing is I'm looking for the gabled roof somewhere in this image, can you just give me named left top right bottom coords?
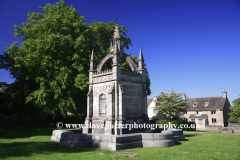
left=186, top=97, right=227, bottom=111
left=147, top=98, right=154, bottom=106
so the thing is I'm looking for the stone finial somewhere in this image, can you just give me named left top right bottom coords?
left=113, top=25, right=120, bottom=39
left=138, top=48, right=144, bottom=72
left=90, top=49, right=96, bottom=71
left=138, top=48, right=144, bottom=61
left=90, top=49, right=96, bottom=61
left=222, top=89, right=227, bottom=98
left=182, top=92, right=186, bottom=100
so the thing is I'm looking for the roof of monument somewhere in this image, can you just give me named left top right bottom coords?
left=113, top=25, right=120, bottom=39
left=186, top=97, right=228, bottom=111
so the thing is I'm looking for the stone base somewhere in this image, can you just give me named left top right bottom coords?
left=51, top=129, right=185, bottom=151
left=162, top=129, right=185, bottom=142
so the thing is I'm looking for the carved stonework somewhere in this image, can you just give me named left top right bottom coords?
left=94, top=91, right=98, bottom=97
left=93, top=75, right=113, bottom=83
left=93, top=83, right=115, bottom=97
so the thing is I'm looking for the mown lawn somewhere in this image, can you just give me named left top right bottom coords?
left=0, top=124, right=239, bottom=160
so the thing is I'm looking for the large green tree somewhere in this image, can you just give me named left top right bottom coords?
left=0, top=0, right=151, bottom=116
left=229, top=96, right=240, bottom=123
left=156, top=89, right=188, bottom=120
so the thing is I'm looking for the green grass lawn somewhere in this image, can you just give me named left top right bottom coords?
left=0, top=124, right=239, bottom=160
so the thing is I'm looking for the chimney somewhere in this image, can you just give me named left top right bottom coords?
left=182, top=92, right=186, bottom=100
left=222, top=89, right=227, bottom=98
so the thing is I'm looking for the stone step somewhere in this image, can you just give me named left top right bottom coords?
left=142, top=139, right=175, bottom=148
left=141, top=133, right=173, bottom=141
left=116, top=141, right=143, bottom=150
left=173, top=135, right=185, bottom=142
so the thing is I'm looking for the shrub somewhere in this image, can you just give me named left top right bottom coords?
left=49, top=113, right=85, bottom=126
left=154, top=120, right=196, bottom=131
left=228, top=118, right=238, bottom=123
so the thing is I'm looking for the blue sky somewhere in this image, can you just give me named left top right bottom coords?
left=0, top=0, right=240, bottom=105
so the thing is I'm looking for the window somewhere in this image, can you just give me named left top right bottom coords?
left=204, top=102, right=209, bottom=107
left=99, top=94, right=106, bottom=117
left=183, top=118, right=188, bottom=122
left=153, top=109, right=158, bottom=114
left=211, top=111, right=216, bottom=115
left=196, top=111, right=202, bottom=115
left=198, top=119, right=203, bottom=124
left=212, top=118, right=217, bottom=124
left=191, top=119, right=195, bottom=122
left=193, top=102, right=197, bottom=107
left=183, top=111, right=187, bottom=115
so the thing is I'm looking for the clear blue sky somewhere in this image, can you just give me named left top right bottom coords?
left=0, top=0, right=240, bottom=105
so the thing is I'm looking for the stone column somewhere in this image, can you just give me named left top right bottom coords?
left=83, top=86, right=93, bottom=133
left=105, top=83, right=114, bottom=135
left=114, top=81, right=119, bottom=135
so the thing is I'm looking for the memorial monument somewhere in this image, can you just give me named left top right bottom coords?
left=51, top=24, right=185, bottom=150
left=83, top=24, right=148, bottom=135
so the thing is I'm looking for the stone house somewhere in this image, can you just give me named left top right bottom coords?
left=147, top=90, right=231, bottom=129
left=147, top=97, right=165, bottom=120
left=179, top=90, right=231, bottom=129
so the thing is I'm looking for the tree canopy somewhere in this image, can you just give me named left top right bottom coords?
left=228, top=96, right=240, bottom=123
left=0, top=0, right=151, bottom=116
left=155, top=89, right=188, bottom=120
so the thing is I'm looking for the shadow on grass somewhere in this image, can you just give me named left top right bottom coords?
left=0, top=124, right=55, bottom=139
left=0, top=141, right=99, bottom=159
left=184, top=134, right=198, bottom=137
left=174, top=142, right=182, bottom=145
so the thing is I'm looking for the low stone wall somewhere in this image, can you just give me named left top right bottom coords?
left=51, top=129, right=185, bottom=151
left=205, top=125, right=221, bottom=131
left=227, top=127, right=240, bottom=133
left=228, top=123, right=240, bottom=127
left=204, top=125, right=240, bottom=134
left=218, top=127, right=234, bottom=134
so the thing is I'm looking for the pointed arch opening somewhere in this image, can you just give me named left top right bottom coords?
left=97, top=54, right=138, bottom=72
left=99, top=94, right=106, bottom=117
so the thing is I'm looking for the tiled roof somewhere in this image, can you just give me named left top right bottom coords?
left=189, top=114, right=208, bottom=119
left=186, top=97, right=226, bottom=111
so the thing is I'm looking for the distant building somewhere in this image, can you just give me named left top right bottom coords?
left=147, top=90, right=231, bottom=129
left=180, top=90, right=231, bottom=129
left=147, top=97, right=166, bottom=120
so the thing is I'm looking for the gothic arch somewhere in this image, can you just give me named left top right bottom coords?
left=99, top=93, right=106, bottom=117
left=97, top=54, right=138, bottom=72
left=125, top=56, right=138, bottom=72
left=97, top=54, right=113, bottom=72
